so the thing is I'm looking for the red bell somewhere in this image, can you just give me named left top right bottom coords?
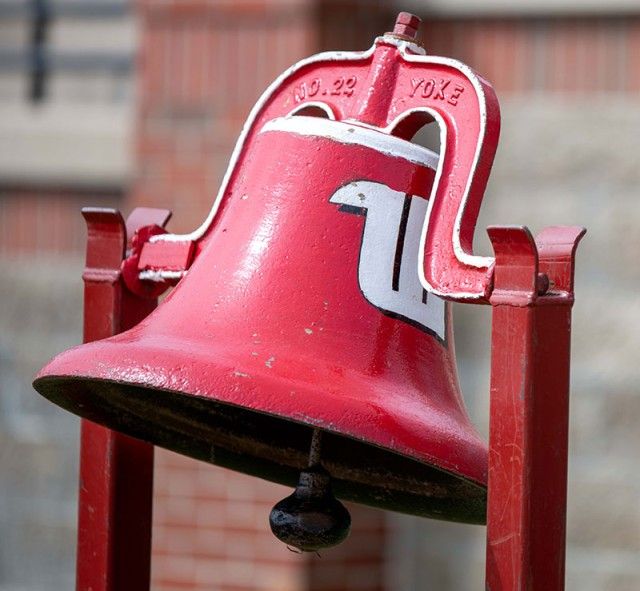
left=34, top=14, right=501, bottom=550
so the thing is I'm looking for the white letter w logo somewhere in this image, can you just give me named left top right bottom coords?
left=330, top=181, right=445, bottom=341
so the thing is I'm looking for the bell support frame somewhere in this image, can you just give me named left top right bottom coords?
left=74, top=215, right=585, bottom=591
left=77, top=206, right=171, bottom=591
left=486, top=225, right=585, bottom=591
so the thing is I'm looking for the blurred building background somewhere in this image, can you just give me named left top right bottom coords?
left=0, top=0, right=639, bottom=590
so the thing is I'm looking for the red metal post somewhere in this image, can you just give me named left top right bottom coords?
left=77, top=207, right=171, bottom=591
left=485, top=225, right=585, bottom=591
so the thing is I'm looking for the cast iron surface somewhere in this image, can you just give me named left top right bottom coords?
left=35, top=375, right=486, bottom=524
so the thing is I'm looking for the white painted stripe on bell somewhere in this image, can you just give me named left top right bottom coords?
left=260, top=116, right=439, bottom=171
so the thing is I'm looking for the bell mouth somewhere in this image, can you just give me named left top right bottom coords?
left=34, top=374, right=486, bottom=524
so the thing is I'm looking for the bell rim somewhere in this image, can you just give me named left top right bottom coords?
left=34, top=371, right=487, bottom=484
left=34, top=372, right=488, bottom=524
left=33, top=335, right=487, bottom=478
left=34, top=324, right=488, bottom=523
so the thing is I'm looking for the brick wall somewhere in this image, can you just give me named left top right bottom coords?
left=153, top=451, right=387, bottom=591
left=134, top=0, right=318, bottom=233
left=422, top=16, right=640, bottom=95
left=0, top=187, right=122, bottom=258
left=152, top=452, right=302, bottom=591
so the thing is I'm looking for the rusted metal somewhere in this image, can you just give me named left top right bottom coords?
left=76, top=207, right=171, bottom=591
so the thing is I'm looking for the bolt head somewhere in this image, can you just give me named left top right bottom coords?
left=396, top=12, right=421, bottom=28
left=392, top=12, right=421, bottom=40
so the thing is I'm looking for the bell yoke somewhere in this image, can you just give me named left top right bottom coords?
left=34, top=12, right=581, bottom=564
